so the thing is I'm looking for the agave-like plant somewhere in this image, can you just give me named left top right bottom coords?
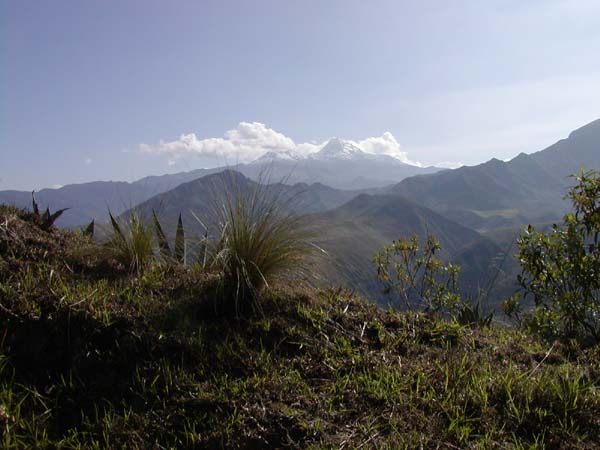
left=31, top=192, right=69, bottom=231
left=211, top=176, right=315, bottom=316
left=152, top=210, right=186, bottom=265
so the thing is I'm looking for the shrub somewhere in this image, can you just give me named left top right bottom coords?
left=374, top=234, right=463, bottom=315
left=211, top=178, right=314, bottom=316
left=505, top=169, right=600, bottom=345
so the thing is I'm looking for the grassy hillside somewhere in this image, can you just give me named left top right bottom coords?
left=2, top=205, right=600, bottom=449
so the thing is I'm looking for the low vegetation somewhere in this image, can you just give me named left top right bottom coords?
left=0, top=171, right=599, bottom=448
left=374, top=234, right=463, bottom=314
left=505, top=169, right=600, bottom=346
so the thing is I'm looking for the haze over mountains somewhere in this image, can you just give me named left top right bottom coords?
left=1, top=119, right=600, bottom=307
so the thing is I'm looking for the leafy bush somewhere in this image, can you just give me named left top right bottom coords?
left=504, top=169, right=600, bottom=344
left=374, top=234, right=463, bottom=315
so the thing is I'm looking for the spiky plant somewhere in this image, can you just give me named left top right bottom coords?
left=211, top=176, right=314, bottom=316
left=30, top=192, right=69, bottom=230
left=107, top=211, right=154, bottom=274
left=152, top=210, right=186, bottom=265
left=82, top=220, right=94, bottom=238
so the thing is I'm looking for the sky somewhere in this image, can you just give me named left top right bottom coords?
left=1, top=0, right=600, bottom=191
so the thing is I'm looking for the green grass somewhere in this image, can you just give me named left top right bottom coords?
left=1, top=204, right=600, bottom=448
left=471, top=208, right=521, bottom=219
left=106, top=210, right=155, bottom=274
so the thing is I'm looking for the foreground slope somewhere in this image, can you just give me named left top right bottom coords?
left=1, top=205, right=599, bottom=449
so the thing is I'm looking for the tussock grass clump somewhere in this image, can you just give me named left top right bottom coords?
left=107, top=210, right=155, bottom=274
left=212, top=176, right=315, bottom=315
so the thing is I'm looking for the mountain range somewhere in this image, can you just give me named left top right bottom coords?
left=2, top=119, right=600, bottom=308
left=390, top=118, right=600, bottom=230
left=0, top=137, right=440, bottom=226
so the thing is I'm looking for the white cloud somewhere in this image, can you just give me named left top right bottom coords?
left=51, top=184, right=63, bottom=189
left=85, top=157, right=92, bottom=165
left=140, top=122, right=424, bottom=166
left=140, top=122, right=299, bottom=163
left=349, top=132, right=420, bottom=166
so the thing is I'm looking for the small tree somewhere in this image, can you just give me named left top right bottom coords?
left=504, top=169, right=600, bottom=344
left=374, top=234, right=463, bottom=315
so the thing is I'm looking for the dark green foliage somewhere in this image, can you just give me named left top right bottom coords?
left=108, top=209, right=124, bottom=239
left=506, top=169, right=600, bottom=345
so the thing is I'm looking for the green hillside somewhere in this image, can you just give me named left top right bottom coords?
left=2, top=204, right=600, bottom=448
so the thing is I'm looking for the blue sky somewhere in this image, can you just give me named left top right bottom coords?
left=1, top=0, right=600, bottom=190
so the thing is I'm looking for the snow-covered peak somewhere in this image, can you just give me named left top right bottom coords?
left=311, top=138, right=367, bottom=160
left=252, top=149, right=303, bottom=163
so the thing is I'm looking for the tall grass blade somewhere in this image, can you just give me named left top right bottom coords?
left=108, top=210, right=125, bottom=242
left=83, top=220, right=94, bottom=238
left=152, top=210, right=171, bottom=258
left=31, top=191, right=39, bottom=216
left=175, top=213, right=185, bottom=265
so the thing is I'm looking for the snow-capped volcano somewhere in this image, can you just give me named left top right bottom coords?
left=252, top=137, right=409, bottom=164
left=244, top=137, right=442, bottom=189
left=310, top=138, right=366, bottom=160
left=253, top=149, right=303, bottom=162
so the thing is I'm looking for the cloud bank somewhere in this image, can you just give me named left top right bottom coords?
left=140, top=122, right=421, bottom=166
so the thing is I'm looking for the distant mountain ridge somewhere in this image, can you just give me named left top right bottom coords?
left=307, top=193, right=503, bottom=304
left=1, top=119, right=599, bottom=233
left=123, top=170, right=359, bottom=236
left=0, top=137, right=442, bottom=226
left=389, top=119, right=600, bottom=230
